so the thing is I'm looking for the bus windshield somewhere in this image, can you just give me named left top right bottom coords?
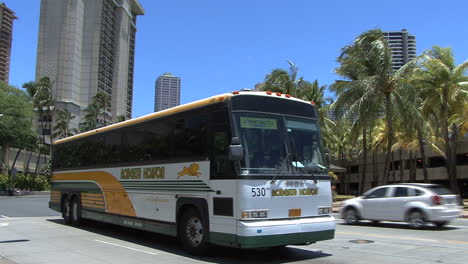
left=234, top=112, right=326, bottom=175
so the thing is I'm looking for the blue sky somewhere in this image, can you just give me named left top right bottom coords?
left=5, top=0, right=468, bottom=118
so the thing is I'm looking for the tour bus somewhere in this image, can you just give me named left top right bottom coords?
left=49, top=90, right=335, bottom=255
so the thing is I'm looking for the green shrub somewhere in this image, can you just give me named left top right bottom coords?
left=0, top=173, right=50, bottom=191
left=0, top=174, right=8, bottom=191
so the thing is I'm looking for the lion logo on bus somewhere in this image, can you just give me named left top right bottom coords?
left=177, top=163, right=202, bottom=178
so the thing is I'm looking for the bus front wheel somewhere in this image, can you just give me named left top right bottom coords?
left=179, top=208, right=209, bottom=255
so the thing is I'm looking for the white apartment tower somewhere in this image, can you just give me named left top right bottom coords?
left=383, top=29, right=416, bottom=72
left=35, top=0, right=144, bottom=129
left=154, top=73, right=181, bottom=112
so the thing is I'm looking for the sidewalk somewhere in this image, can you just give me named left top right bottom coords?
left=0, top=190, right=50, bottom=198
left=332, top=199, right=468, bottom=219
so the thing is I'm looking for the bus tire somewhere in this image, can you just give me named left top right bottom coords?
left=62, top=197, right=72, bottom=225
left=179, top=207, right=209, bottom=255
left=71, top=196, right=82, bottom=226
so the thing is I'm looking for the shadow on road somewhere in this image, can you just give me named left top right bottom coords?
left=47, top=218, right=332, bottom=263
left=338, top=221, right=458, bottom=231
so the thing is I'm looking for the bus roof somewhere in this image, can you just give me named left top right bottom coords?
left=53, top=91, right=314, bottom=145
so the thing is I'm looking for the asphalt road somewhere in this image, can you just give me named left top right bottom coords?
left=1, top=196, right=468, bottom=264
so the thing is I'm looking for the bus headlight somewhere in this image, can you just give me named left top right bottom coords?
left=241, top=210, right=268, bottom=219
left=318, top=207, right=331, bottom=215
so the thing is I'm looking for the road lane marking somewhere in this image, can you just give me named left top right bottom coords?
left=94, top=240, right=158, bottom=255
left=0, top=223, right=8, bottom=227
left=337, top=231, right=468, bottom=245
left=445, top=240, right=468, bottom=245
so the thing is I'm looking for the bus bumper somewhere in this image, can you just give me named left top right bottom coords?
left=235, top=215, right=335, bottom=248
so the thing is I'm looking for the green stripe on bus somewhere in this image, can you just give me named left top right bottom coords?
left=81, top=210, right=176, bottom=237
left=209, top=229, right=335, bottom=248
left=51, top=182, right=102, bottom=192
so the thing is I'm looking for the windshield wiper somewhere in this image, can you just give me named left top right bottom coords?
left=270, top=131, right=293, bottom=184
left=289, top=138, right=319, bottom=184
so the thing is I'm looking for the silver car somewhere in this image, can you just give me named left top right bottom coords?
left=340, top=184, right=462, bottom=228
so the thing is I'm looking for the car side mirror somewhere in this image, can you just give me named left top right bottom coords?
left=229, top=137, right=243, bottom=161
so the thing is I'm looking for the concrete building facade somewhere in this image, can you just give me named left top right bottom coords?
left=383, top=29, right=417, bottom=72
left=35, top=0, right=144, bottom=131
left=334, top=139, right=468, bottom=197
left=0, top=2, right=17, bottom=84
left=154, top=73, right=181, bottom=112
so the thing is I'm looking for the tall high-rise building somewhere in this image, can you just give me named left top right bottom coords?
left=383, top=29, right=416, bottom=72
left=35, top=0, right=144, bottom=130
left=0, top=3, right=17, bottom=83
left=154, top=73, right=181, bottom=112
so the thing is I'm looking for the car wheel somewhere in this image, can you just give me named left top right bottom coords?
left=433, top=221, right=447, bottom=228
left=179, top=208, right=209, bottom=255
left=62, top=198, right=72, bottom=225
left=408, top=210, right=426, bottom=229
left=71, top=197, right=82, bottom=226
left=344, top=208, right=359, bottom=225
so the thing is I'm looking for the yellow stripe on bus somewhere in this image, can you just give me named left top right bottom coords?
left=52, top=171, right=136, bottom=217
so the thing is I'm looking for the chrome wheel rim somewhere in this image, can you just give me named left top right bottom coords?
left=72, top=201, right=78, bottom=222
left=409, top=212, right=424, bottom=228
left=345, top=210, right=357, bottom=224
left=64, top=200, right=70, bottom=218
left=185, top=216, right=203, bottom=246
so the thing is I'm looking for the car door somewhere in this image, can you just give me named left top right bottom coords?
left=360, top=187, right=390, bottom=220
left=385, top=187, right=411, bottom=221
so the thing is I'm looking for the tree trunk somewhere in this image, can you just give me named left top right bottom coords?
left=34, top=149, right=42, bottom=178
left=359, top=127, right=367, bottom=194
left=383, top=93, right=394, bottom=185
left=399, top=149, right=404, bottom=183
left=441, top=87, right=458, bottom=193
left=417, top=128, right=429, bottom=183
left=372, top=150, right=377, bottom=187
left=340, top=148, right=346, bottom=195
left=391, top=151, right=396, bottom=183
left=1, top=145, right=9, bottom=174
left=10, top=148, right=22, bottom=175
left=25, top=150, right=33, bottom=175
left=408, top=151, right=413, bottom=182
left=449, top=123, right=459, bottom=194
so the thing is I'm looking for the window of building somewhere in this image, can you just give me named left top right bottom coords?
left=429, top=156, right=445, bottom=168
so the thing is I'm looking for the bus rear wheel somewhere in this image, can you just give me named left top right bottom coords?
left=62, top=198, right=72, bottom=225
left=179, top=208, right=209, bottom=255
left=71, top=196, right=82, bottom=226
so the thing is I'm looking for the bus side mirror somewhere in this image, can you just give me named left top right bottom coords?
left=229, top=137, right=243, bottom=161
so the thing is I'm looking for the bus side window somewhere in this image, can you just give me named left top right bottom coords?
left=209, top=109, right=233, bottom=179
left=174, top=113, right=208, bottom=159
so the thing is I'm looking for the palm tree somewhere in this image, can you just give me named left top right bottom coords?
left=81, top=91, right=111, bottom=132
left=324, top=118, right=354, bottom=194
left=331, top=32, right=385, bottom=192
left=52, top=109, right=77, bottom=139
left=23, top=77, right=55, bottom=152
left=413, top=46, right=468, bottom=193
left=332, top=29, right=416, bottom=185
left=93, top=91, right=111, bottom=125
left=262, top=60, right=305, bottom=96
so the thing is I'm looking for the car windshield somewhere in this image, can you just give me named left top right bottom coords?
left=234, top=112, right=325, bottom=175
